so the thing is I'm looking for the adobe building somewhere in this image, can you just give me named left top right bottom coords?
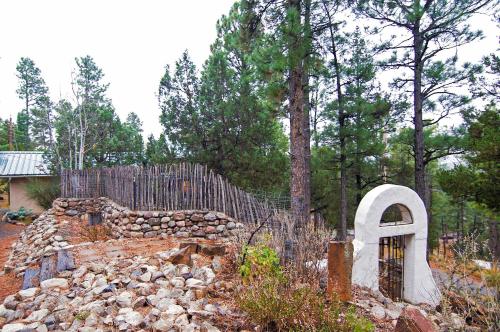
left=0, top=151, right=54, bottom=214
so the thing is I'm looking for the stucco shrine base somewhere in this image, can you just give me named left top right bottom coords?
left=352, top=184, right=441, bottom=307
left=52, top=197, right=245, bottom=240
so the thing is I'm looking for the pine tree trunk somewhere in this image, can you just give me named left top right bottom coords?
left=488, top=219, right=500, bottom=262
left=288, top=0, right=310, bottom=227
left=303, top=0, right=312, bottom=222
left=413, top=28, right=427, bottom=209
left=323, top=1, right=347, bottom=240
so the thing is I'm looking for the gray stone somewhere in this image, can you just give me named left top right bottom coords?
left=371, top=305, right=386, bottom=320
left=149, top=218, right=160, bottom=226
left=65, top=210, right=78, bottom=216
left=141, top=223, right=152, bottom=231
left=144, top=231, right=157, bottom=238
left=215, top=212, right=226, bottom=219
left=226, top=221, right=236, bottom=230
left=212, top=256, right=223, bottom=272
left=204, top=213, right=217, bottom=221
left=132, top=296, right=147, bottom=309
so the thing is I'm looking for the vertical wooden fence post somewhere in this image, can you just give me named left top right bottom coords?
left=327, top=241, right=353, bottom=302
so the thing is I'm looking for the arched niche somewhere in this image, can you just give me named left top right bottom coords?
left=352, top=184, right=441, bottom=306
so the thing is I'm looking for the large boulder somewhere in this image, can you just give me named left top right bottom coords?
left=395, top=307, right=437, bottom=332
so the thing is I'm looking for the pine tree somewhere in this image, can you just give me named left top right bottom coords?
left=15, top=57, right=51, bottom=150
left=355, top=0, right=492, bottom=212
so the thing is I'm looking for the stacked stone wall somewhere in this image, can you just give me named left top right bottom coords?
left=52, top=198, right=244, bottom=240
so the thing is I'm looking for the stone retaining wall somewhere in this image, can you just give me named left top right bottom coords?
left=4, top=210, right=69, bottom=276
left=52, top=198, right=244, bottom=240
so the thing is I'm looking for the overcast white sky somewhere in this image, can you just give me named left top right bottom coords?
left=0, top=0, right=497, bottom=138
left=0, top=0, right=235, bottom=137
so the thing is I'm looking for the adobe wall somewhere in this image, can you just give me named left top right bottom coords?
left=9, top=177, right=52, bottom=214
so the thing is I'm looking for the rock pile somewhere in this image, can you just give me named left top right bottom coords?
left=1, top=246, right=236, bottom=331
left=4, top=210, right=70, bottom=276
left=354, top=287, right=468, bottom=331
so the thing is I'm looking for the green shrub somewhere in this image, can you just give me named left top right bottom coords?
left=26, top=177, right=60, bottom=209
left=74, top=310, right=90, bottom=321
left=239, top=243, right=282, bottom=283
left=7, top=206, right=32, bottom=219
left=237, top=273, right=374, bottom=332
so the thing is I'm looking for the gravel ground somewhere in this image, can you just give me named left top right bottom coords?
left=0, top=221, right=24, bottom=302
left=0, top=221, right=23, bottom=238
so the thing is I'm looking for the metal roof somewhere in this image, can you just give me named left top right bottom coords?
left=0, top=151, right=51, bottom=177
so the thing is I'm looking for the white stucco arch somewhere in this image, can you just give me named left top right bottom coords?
left=352, top=184, right=441, bottom=306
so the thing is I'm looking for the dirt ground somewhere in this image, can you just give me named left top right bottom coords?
left=0, top=221, right=24, bottom=303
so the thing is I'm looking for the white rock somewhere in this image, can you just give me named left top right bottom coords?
left=84, top=312, right=99, bottom=326
left=124, top=310, right=143, bottom=327
left=194, top=266, right=215, bottom=284
left=164, top=304, right=185, bottom=317
left=92, top=285, right=108, bottom=295
left=152, top=318, right=174, bottom=331
left=18, top=287, right=39, bottom=299
left=186, top=278, right=204, bottom=288
left=201, top=322, right=221, bottom=332
left=116, top=291, right=133, bottom=307
left=156, top=288, right=170, bottom=300
left=170, top=277, right=185, bottom=288
left=174, top=313, right=189, bottom=326
left=204, top=304, right=217, bottom=313
left=0, top=304, right=12, bottom=318
left=40, top=278, right=69, bottom=290
left=93, top=276, right=107, bottom=287
left=183, top=322, right=202, bottom=332
left=1, top=323, right=27, bottom=332
left=35, top=323, right=48, bottom=332
left=139, top=271, right=152, bottom=282
left=156, top=298, right=177, bottom=311
left=162, top=264, right=176, bottom=278
left=26, top=308, right=49, bottom=322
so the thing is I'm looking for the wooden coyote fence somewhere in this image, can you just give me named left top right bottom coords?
left=60, top=163, right=280, bottom=223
